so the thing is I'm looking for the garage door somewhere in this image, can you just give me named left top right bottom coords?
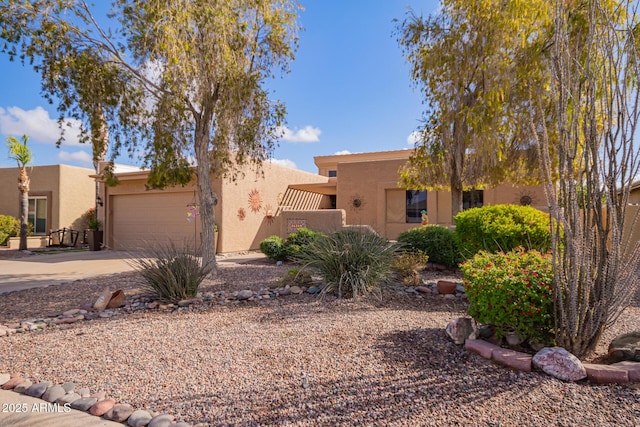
left=110, top=192, right=201, bottom=251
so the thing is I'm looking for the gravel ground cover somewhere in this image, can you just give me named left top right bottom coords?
left=1, top=254, right=640, bottom=426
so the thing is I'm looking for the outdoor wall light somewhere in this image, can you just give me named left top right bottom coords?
left=96, top=196, right=104, bottom=207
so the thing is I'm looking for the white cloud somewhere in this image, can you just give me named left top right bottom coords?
left=58, top=150, right=93, bottom=167
left=407, top=131, right=422, bottom=146
left=270, top=158, right=297, bottom=169
left=0, top=106, right=82, bottom=146
left=279, top=125, right=321, bottom=143
left=333, top=150, right=352, bottom=155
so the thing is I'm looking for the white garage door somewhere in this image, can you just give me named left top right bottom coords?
left=110, top=192, right=201, bottom=251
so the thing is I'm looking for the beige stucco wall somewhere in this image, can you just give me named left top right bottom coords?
left=103, top=161, right=327, bottom=253
left=0, top=165, right=94, bottom=236
left=314, top=150, right=549, bottom=241
left=280, top=209, right=346, bottom=236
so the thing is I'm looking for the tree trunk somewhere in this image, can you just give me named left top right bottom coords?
left=194, top=117, right=217, bottom=275
left=19, top=190, right=28, bottom=251
left=451, top=184, right=463, bottom=220
left=18, top=168, right=29, bottom=251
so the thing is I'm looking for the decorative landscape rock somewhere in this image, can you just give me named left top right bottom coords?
left=0, top=373, right=10, bottom=386
left=70, top=396, right=98, bottom=411
left=436, top=280, right=457, bottom=295
left=13, top=380, right=32, bottom=394
left=106, top=289, right=126, bottom=309
left=93, top=288, right=113, bottom=310
left=532, top=347, right=587, bottom=382
left=128, top=409, right=153, bottom=427
left=25, top=381, right=51, bottom=398
left=236, top=290, right=253, bottom=300
left=446, top=317, right=478, bottom=345
left=148, top=413, right=175, bottom=427
left=104, top=403, right=134, bottom=422
left=56, top=392, right=81, bottom=405
left=42, top=384, right=66, bottom=402
left=90, top=398, right=116, bottom=416
left=608, top=331, right=640, bottom=362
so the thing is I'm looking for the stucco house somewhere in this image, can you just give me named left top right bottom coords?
left=0, top=164, right=96, bottom=248
left=283, top=149, right=548, bottom=240
left=97, top=161, right=328, bottom=253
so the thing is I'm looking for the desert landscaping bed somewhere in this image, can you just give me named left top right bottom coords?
left=1, top=259, right=640, bottom=426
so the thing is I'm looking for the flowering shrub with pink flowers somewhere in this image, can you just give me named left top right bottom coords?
left=460, top=248, right=555, bottom=344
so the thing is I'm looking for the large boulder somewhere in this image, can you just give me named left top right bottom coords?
left=608, top=331, right=640, bottom=362
left=445, top=317, right=478, bottom=345
left=532, top=347, right=587, bottom=382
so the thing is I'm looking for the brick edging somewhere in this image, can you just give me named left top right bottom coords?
left=464, top=339, right=640, bottom=384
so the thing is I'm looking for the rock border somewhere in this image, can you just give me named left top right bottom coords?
left=465, top=338, right=640, bottom=384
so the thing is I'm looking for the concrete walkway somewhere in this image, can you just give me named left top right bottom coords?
left=0, top=250, right=137, bottom=293
left=0, top=389, right=122, bottom=427
left=0, top=249, right=269, bottom=294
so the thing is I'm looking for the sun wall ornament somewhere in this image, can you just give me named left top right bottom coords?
left=237, top=208, right=246, bottom=221
left=515, top=190, right=535, bottom=206
left=349, top=193, right=366, bottom=212
left=248, top=189, right=263, bottom=213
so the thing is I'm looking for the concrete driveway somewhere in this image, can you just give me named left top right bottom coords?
left=0, top=250, right=137, bottom=294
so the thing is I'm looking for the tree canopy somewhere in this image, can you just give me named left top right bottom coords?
left=0, top=0, right=301, bottom=271
left=396, top=0, right=552, bottom=217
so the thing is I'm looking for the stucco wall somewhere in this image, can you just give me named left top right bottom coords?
left=103, top=162, right=327, bottom=253
left=0, top=165, right=93, bottom=235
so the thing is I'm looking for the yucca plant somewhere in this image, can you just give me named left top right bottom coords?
left=295, top=229, right=399, bottom=299
left=128, top=242, right=211, bottom=302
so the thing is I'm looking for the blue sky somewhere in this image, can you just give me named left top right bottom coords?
left=0, top=0, right=438, bottom=174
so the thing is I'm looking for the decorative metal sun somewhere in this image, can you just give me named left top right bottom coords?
left=237, top=207, right=246, bottom=221
left=349, top=193, right=365, bottom=211
left=248, top=189, right=263, bottom=213
left=515, top=190, right=535, bottom=206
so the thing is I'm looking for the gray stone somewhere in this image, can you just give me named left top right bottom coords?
left=608, top=331, right=640, bottom=362
left=14, top=380, right=32, bottom=394
left=62, top=381, right=75, bottom=393
left=56, top=392, right=81, bottom=405
left=445, top=317, right=478, bottom=345
left=0, top=373, right=10, bottom=386
left=148, top=413, right=175, bottom=427
left=306, top=287, right=321, bottom=294
left=237, top=290, right=253, bottom=300
left=42, top=384, right=66, bottom=402
left=173, top=423, right=191, bottom=427
left=290, top=286, right=303, bottom=294
left=77, top=387, right=91, bottom=397
left=532, top=347, right=587, bottom=382
left=104, top=403, right=134, bottom=422
left=63, top=308, right=81, bottom=316
left=70, top=397, right=98, bottom=411
left=25, top=381, right=52, bottom=398
left=128, top=409, right=153, bottom=427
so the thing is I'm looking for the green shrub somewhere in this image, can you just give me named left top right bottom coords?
left=296, top=229, right=399, bottom=298
left=285, top=227, right=321, bottom=260
left=460, top=248, right=554, bottom=344
left=454, top=204, right=551, bottom=259
left=393, top=250, right=429, bottom=285
left=260, top=235, right=287, bottom=261
left=397, top=225, right=460, bottom=267
left=0, top=215, right=20, bottom=246
left=128, top=242, right=211, bottom=302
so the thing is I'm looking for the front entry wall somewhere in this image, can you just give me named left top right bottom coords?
left=110, top=192, right=201, bottom=251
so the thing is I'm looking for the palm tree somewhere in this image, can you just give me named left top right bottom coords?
left=7, top=134, right=33, bottom=251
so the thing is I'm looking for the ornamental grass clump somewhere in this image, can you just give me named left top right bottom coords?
left=128, top=242, right=211, bottom=302
left=295, top=229, right=399, bottom=299
left=460, top=248, right=554, bottom=345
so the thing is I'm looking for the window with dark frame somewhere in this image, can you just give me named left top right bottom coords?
left=463, top=189, right=484, bottom=210
left=406, top=190, right=427, bottom=223
left=328, top=170, right=337, bottom=177
left=28, top=196, right=47, bottom=235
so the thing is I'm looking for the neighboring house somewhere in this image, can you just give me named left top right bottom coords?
left=0, top=164, right=95, bottom=247
left=97, top=161, right=328, bottom=253
left=285, top=149, right=548, bottom=240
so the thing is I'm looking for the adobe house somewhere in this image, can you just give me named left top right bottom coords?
left=98, top=161, right=328, bottom=253
left=0, top=164, right=95, bottom=248
left=284, top=149, right=548, bottom=240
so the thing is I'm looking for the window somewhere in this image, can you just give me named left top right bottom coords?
left=406, top=190, right=427, bottom=223
left=328, top=170, right=337, bottom=177
left=463, top=190, right=483, bottom=210
left=28, top=197, right=47, bottom=234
